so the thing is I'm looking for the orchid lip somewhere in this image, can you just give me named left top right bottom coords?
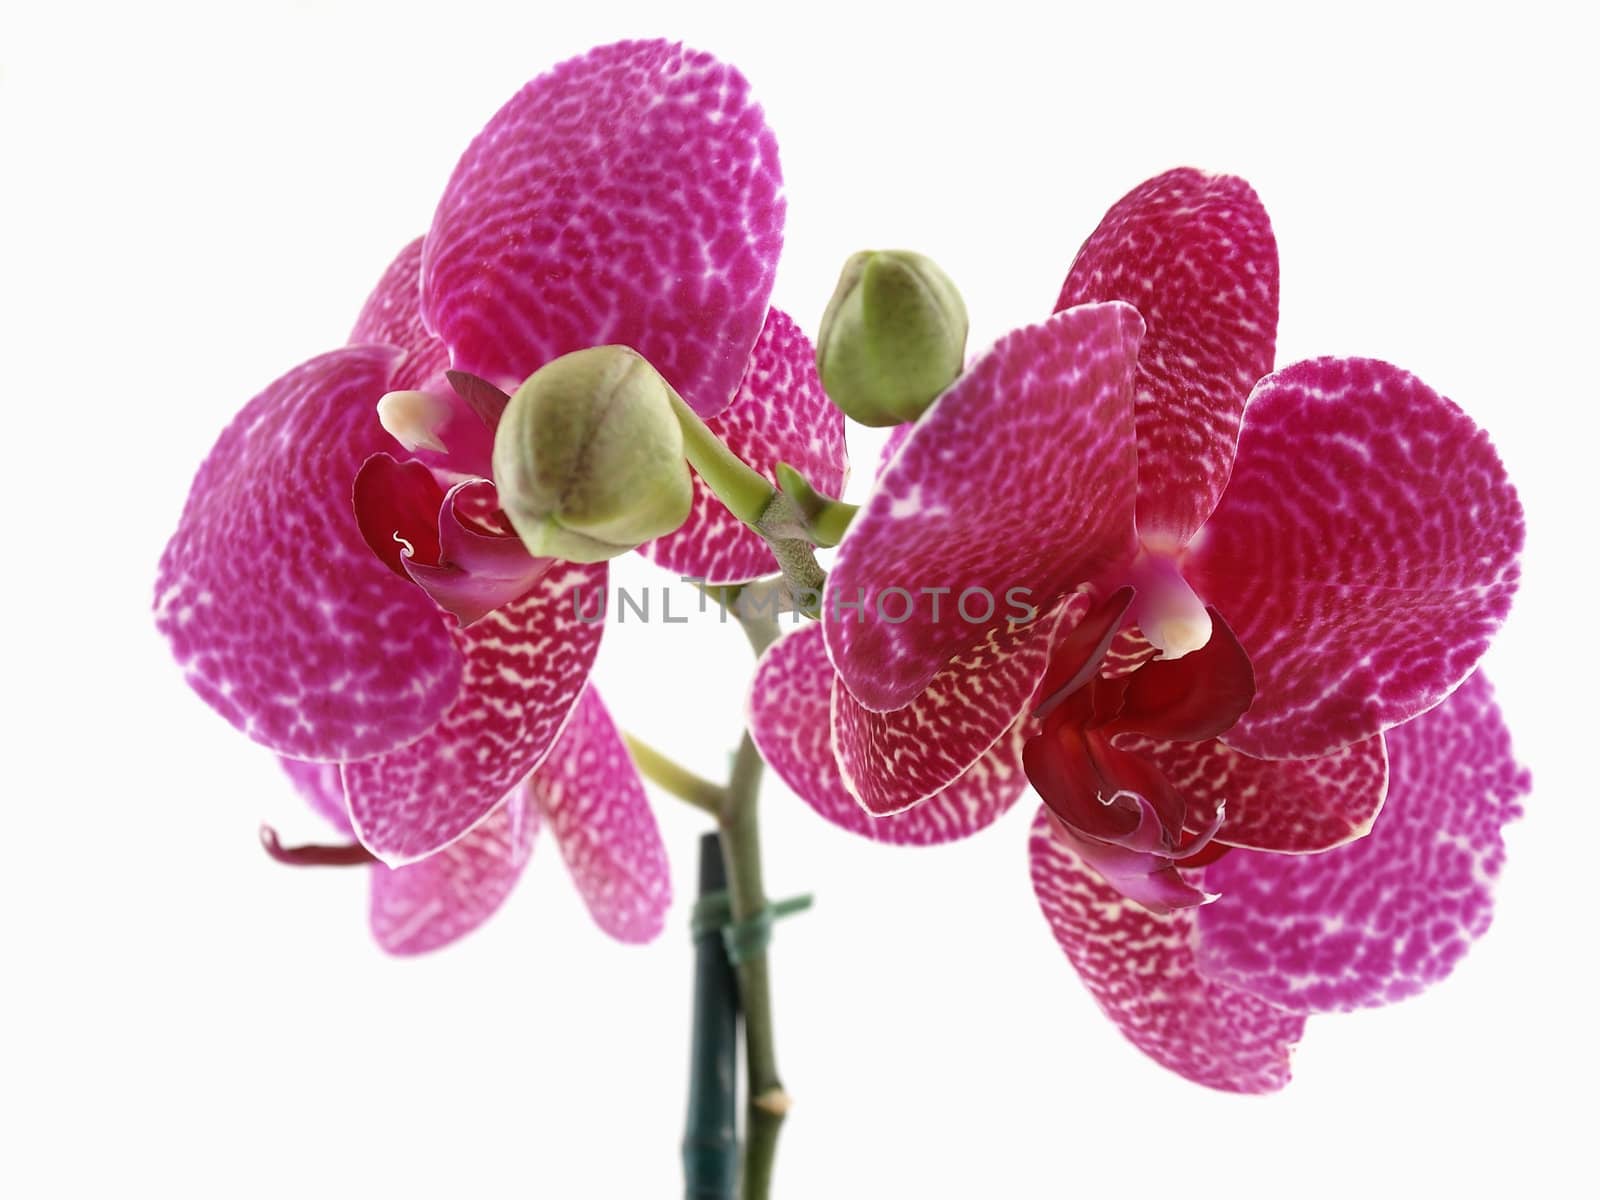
left=259, top=824, right=376, bottom=868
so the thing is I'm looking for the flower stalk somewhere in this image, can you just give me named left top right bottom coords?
left=719, top=729, right=787, bottom=1200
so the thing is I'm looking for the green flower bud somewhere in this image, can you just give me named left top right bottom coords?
left=816, top=250, right=968, bottom=427
left=493, top=346, right=693, bottom=563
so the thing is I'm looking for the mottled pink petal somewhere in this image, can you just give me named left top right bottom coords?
left=370, top=788, right=540, bottom=956
left=1057, top=168, right=1278, bottom=545
left=1029, top=806, right=1304, bottom=1093
left=154, top=347, right=464, bottom=761
left=833, top=600, right=1078, bottom=815
left=825, top=303, right=1143, bottom=712
left=1188, top=358, right=1523, bottom=758
left=352, top=241, right=496, bottom=480
left=344, top=563, right=607, bottom=865
left=529, top=687, right=671, bottom=943
left=422, top=39, right=784, bottom=417
left=280, top=757, right=353, bottom=835
left=350, top=237, right=450, bottom=392
left=877, top=422, right=914, bottom=476
left=641, top=308, right=848, bottom=583
left=1196, top=672, right=1527, bottom=1011
left=749, top=623, right=1027, bottom=845
left=1115, top=731, right=1389, bottom=853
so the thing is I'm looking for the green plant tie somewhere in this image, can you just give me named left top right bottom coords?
left=691, top=891, right=814, bottom=965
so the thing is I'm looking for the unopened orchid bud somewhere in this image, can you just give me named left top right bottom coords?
left=816, top=250, right=968, bottom=427
left=492, top=346, right=693, bottom=563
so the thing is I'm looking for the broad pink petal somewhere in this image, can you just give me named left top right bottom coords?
left=640, top=307, right=848, bottom=584
left=877, top=422, right=914, bottom=477
left=422, top=40, right=784, bottom=417
left=154, top=347, right=464, bottom=761
left=352, top=241, right=496, bottom=479
left=369, top=788, right=540, bottom=956
left=529, top=687, right=671, bottom=943
left=1188, top=358, right=1523, bottom=758
left=825, top=303, right=1143, bottom=711
left=833, top=599, right=1079, bottom=815
left=749, top=623, right=1028, bottom=845
left=349, top=237, right=450, bottom=392
left=1195, top=672, right=1528, bottom=1011
left=344, top=563, right=607, bottom=865
left=1115, top=731, right=1389, bottom=853
left=1030, top=806, right=1303, bottom=1092
left=280, top=758, right=352, bottom=835
left=1057, top=168, right=1278, bottom=545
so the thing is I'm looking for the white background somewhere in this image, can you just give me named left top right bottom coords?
left=4, top=2, right=1596, bottom=1196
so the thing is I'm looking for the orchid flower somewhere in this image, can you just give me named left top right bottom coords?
left=1029, top=667, right=1527, bottom=1090
left=272, top=686, right=668, bottom=954
left=155, top=41, right=785, bottom=879
left=749, top=167, right=1526, bottom=1088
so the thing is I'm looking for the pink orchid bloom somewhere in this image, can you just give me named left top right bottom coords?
left=273, top=687, right=668, bottom=953
left=1030, top=665, right=1527, bottom=1091
left=155, top=40, right=784, bottom=884
left=749, top=167, right=1527, bottom=1088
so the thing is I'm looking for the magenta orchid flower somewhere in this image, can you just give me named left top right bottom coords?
left=749, top=167, right=1526, bottom=1088
left=274, top=686, right=669, bottom=953
left=155, top=40, right=784, bottom=883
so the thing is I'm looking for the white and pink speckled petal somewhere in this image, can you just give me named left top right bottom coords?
left=824, top=303, right=1141, bottom=713
left=529, top=687, right=671, bottom=944
left=749, top=623, right=1027, bottom=845
left=1196, top=672, right=1528, bottom=1012
left=344, top=563, right=607, bottom=865
left=352, top=241, right=494, bottom=480
left=1058, top=168, right=1278, bottom=545
left=368, top=789, right=540, bottom=956
left=154, top=346, right=464, bottom=762
left=422, top=40, right=784, bottom=417
left=640, top=308, right=848, bottom=584
left=1189, top=358, right=1523, bottom=759
left=832, top=599, right=1079, bottom=816
left=350, top=237, right=450, bottom=392
left=1029, top=806, right=1304, bottom=1093
left=1115, top=731, right=1389, bottom=853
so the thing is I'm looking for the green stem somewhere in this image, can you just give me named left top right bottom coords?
left=718, top=731, right=787, bottom=1200
left=671, top=391, right=777, bottom=526
left=774, top=463, right=859, bottom=547
left=623, top=733, right=725, bottom=816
